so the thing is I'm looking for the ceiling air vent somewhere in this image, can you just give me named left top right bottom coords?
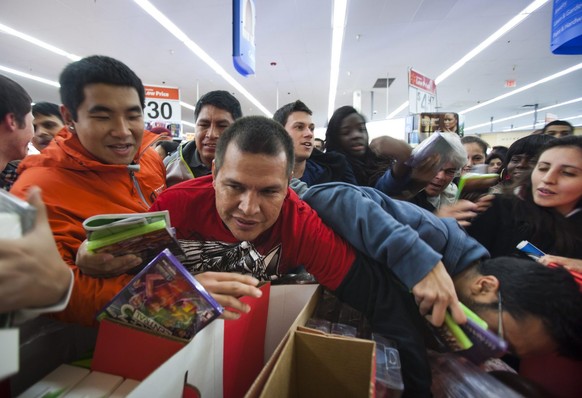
left=373, top=78, right=395, bottom=88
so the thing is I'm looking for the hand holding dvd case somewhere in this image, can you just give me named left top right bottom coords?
left=0, top=189, right=38, bottom=327
left=83, top=210, right=185, bottom=273
left=404, top=132, right=453, bottom=169
left=455, top=172, right=499, bottom=201
left=97, top=249, right=223, bottom=340
left=430, top=302, right=507, bottom=364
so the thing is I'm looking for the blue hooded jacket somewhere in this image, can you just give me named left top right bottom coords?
left=301, top=182, right=490, bottom=289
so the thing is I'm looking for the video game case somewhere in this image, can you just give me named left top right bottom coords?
left=459, top=318, right=508, bottom=364
left=430, top=303, right=507, bottom=365
left=0, top=188, right=36, bottom=237
left=97, top=249, right=223, bottom=340
left=455, top=172, right=499, bottom=201
left=372, top=333, right=404, bottom=397
left=405, top=131, right=459, bottom=171
left=90, top=226, right=186, bottom=274
left=84, top=211, right=169, bottom=240
left=84, top=210, right=186, bottom=274
left=305, top=318, right=332, bottom=333
left=0, top=189, right=38, bottom=327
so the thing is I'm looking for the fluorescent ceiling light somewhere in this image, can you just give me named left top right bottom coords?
left=387, top=101, right=409, bottom=119
left=0, top=20, right=207, bottom=116
left=133, top=0, right=272, bottom=117
left=182, top=121, right=196, bottom=128
left=180, top=101, right=196, bottom=111
left=504, top=115, right=581, bottom=131
left=0, top=22, right=81, bottom=61
left=327, top=0, right=348, bottom=120
left=0, top=65, right=60, bottom=87
left=435, top=0, right=549, bottom=85
left=563, top=114, right=582, bottom=123
left=460, top=63, right=582, bottom=115
left=388, top=0, right=548, bottom=119
left=464, top=96, right=582, bottom=131
left=501, top=122, right=544, bottom=131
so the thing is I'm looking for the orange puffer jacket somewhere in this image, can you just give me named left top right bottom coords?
left=11, top=128, right=167, bottom=326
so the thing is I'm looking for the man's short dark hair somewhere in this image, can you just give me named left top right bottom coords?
left=59, top=55, right=145, bottom=121
left=155, top=140, right=180, bottom=155
left=461, top=135, right=488, bottom=155
left=0, top=75, right=32, bottom=128
left=194, top=90, right=242, bottom=121
left=542, top=120, right=574, bottom=135
left=214, top=116, right=294, bottom=178
left=476, top=257, right=582, bottom=359
left=272, top=100, right=312, bottom=127
left=32, top=102, right=63, bottom=122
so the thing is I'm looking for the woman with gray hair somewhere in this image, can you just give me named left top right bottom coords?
left=379, top=132, right=494, bottom=227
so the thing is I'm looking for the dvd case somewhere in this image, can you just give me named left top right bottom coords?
left=97, top=249, right=223, bottom=340
left=83, top=210, right=185, bottom=273
left=0, top=189, right=37, bottom=327
left=430, top=303, right=507, bottom=365
left=0, top=188, right=36, bottom=237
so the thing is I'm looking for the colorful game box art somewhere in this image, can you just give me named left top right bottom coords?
left=83, top=210, right=186, bottom=274
left=97, top=249, right=223, bottom=340
left=430, top=303, right=507, bottom=365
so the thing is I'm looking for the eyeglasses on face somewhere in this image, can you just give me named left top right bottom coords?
left=497, top=290, right=505, bottom=343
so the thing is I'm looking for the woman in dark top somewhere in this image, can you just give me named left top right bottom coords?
left=498, top=134, right=555, bottom=188
left=325, top=106, right=396, bottom=187
left=467, top=136, right=582, bottom=259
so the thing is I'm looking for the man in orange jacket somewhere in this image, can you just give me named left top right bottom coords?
left=10, top=56, right=260, bottom=327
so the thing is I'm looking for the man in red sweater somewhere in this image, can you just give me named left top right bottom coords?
left=151, top=115, right=465, bottom=396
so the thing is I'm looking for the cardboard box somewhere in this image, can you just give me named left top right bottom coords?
left=143, top=283, right=318, bottom=398
left=248, top=286, right=376, bottom=398
left=259, top=330, right=375, bottom=397
left=89, top=283, right=319, bottom=398
left=62, top=370, right=124, bottom=397
left=91, top=319, right=186, bottom=381
left=246, top=285, right=321, bottom=398
left=17, top=364, right=91, bottom=398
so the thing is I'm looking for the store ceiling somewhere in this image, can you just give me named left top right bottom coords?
left=1, top=0, right=580, bottom=136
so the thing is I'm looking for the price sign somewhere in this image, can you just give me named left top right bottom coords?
left=144, top=85, right=182, bottom=139
left=408, top=69, right=436, bottom=114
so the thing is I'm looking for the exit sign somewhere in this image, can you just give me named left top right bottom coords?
left=505, top=80, right=516, bottom=88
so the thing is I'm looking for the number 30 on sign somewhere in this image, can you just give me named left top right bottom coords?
left=144, top=85, right=182, bottom=138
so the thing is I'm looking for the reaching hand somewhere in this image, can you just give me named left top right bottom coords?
left=411, top=261, right=466, bottom=327
left=538, top=254, right=582, bottom=273
left=473, top=194, right=495, bottom=213
left=436, top=200, right=479, bottom=227
left=0, top=187, right=71, bottom=312
left=194, top=272, right=263, bottom=320
left=75, top=239, right=143, bottom=277
left=410, top=154, right=442, bottom=185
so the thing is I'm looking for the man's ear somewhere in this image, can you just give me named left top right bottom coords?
left=1, top=113, right=17, bottom=131
left=211, top=159, right=217, bottom=184
left=60, top=105, right=75, bottom=131
left=469, top=275, right=499, bottom=300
